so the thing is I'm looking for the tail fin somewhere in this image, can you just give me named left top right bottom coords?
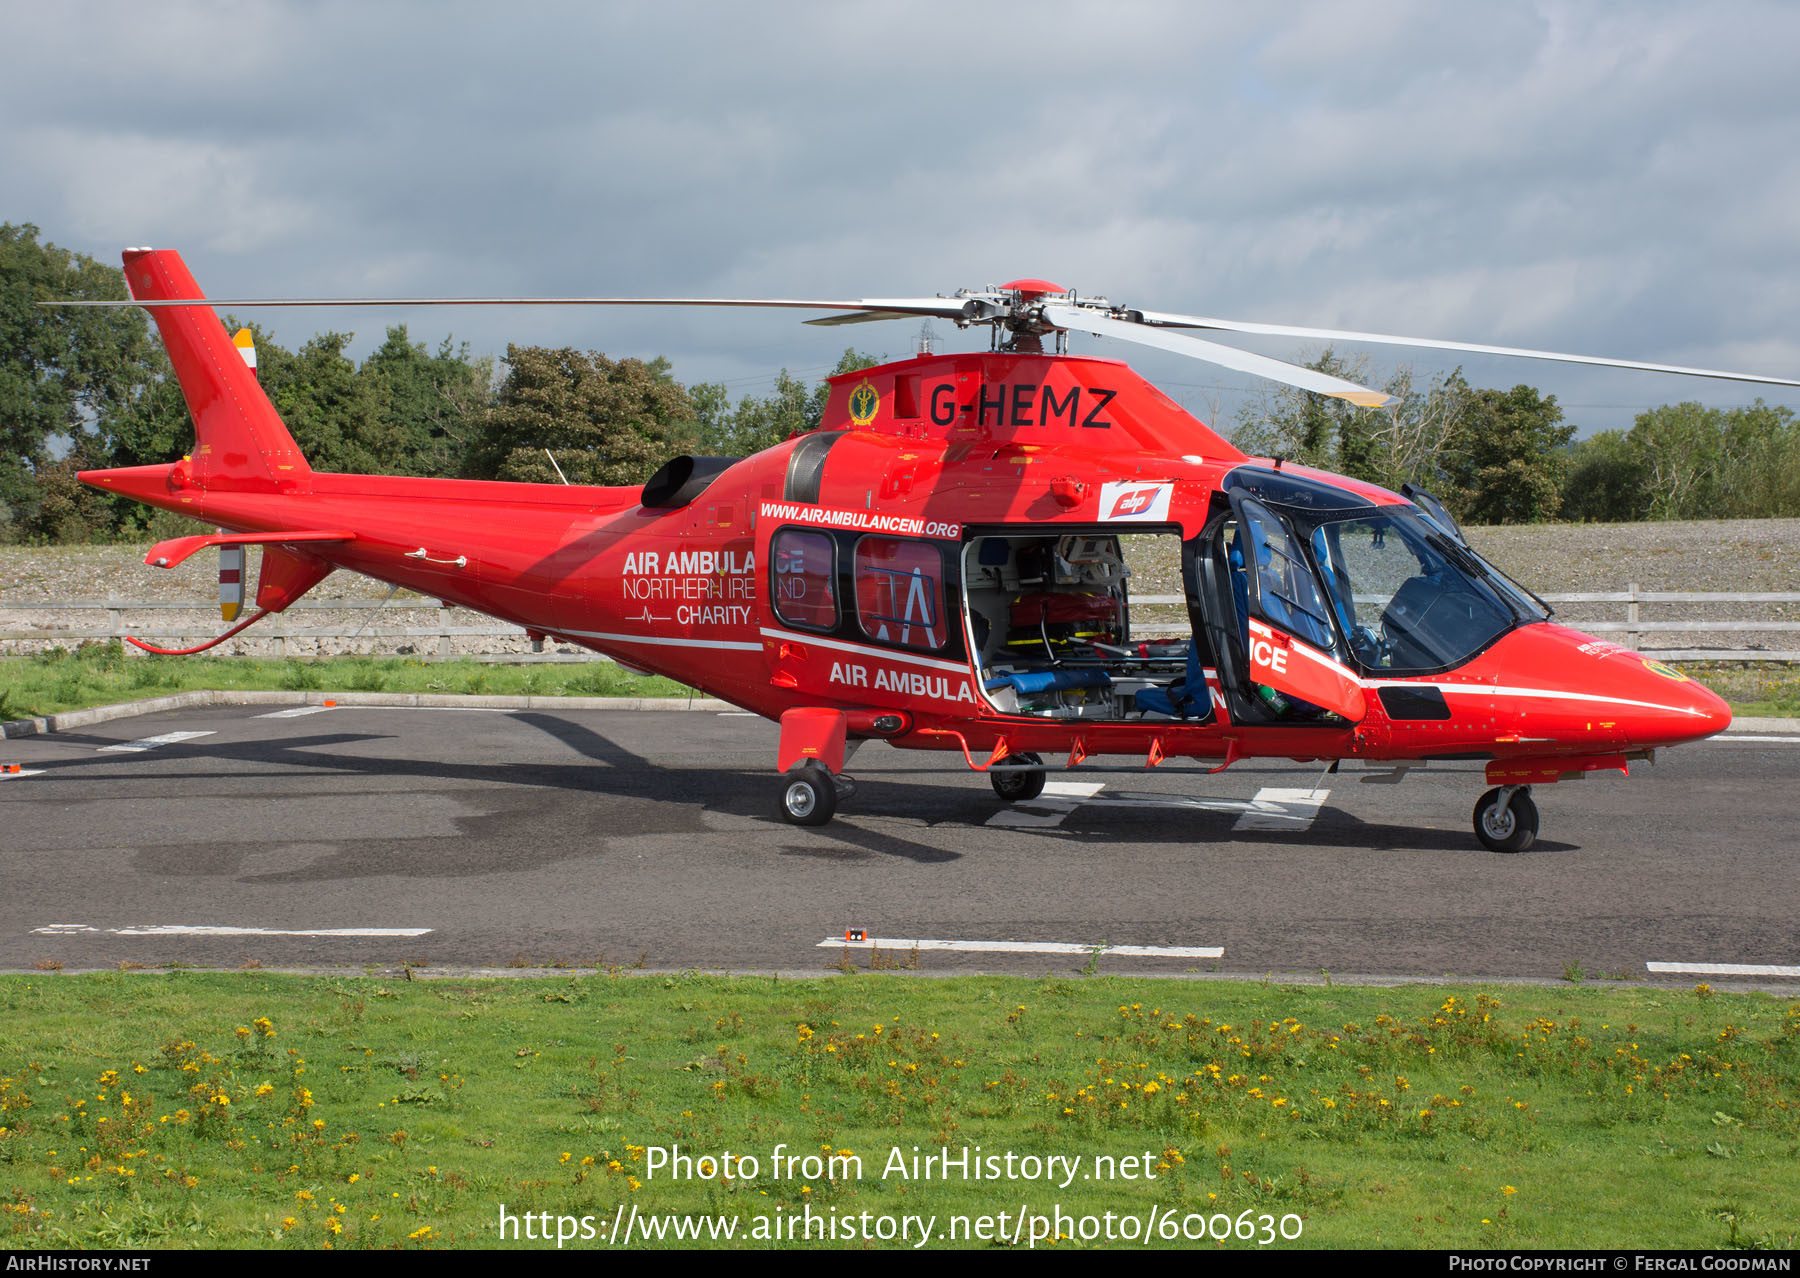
left=123, top=249, right=311, bottom=492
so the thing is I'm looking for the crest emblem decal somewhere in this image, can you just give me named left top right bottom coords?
left=848, top=379, right=880, bottom=426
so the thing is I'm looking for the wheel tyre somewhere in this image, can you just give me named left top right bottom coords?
left=1473, top=786, right=1538, bottom=853
left=990, top=752, right=1047, bottom=803
left=779, top=764, right=837, bottom=827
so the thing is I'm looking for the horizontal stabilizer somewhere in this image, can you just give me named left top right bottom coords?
left=145, top=530, right=356, bottom=570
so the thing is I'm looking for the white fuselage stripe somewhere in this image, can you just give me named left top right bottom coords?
left=1247, top=620, right=1361, bottom=685
left=760, top=627, right=972, bottom=675
left=1360, top=678, right=1702, bottom=718
left=564, top=629, right=762, bottom=651
left=1476, top=684, right=1701, bottom=717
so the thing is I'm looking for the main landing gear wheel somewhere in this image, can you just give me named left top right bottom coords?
left=1473, top=785, right=1538, bottom=853
left=779, top=762, right=837, bottom=827
left=990, top=752, right=1047, bottom=802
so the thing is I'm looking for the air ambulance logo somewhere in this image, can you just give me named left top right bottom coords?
left=1098, top=480, right=1174, bottom=522
left=848, top=379, right=880, bottom=426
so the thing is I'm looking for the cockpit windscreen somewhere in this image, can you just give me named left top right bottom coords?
left=1309, top=510, right=1534, bottom=673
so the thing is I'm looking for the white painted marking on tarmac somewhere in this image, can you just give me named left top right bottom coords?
left=257, top=706, right=330, bottom=719
left=1708, top=735, right=1800, bottom=744
left=1233, top=787, right=1329, bottom=832
left=985, top=780, right=1106, bottom=828
left=718, top=712, right=757, bottom=716
left=988, top=781, right=1330, bottom=832
left=334, top=706, right=512, bottom=713
left=818, top=937, right=1223, bottom=959
left=0, top=769, right=44, bottom=780
left=98, top=731, right=216, bottom=753
left=1646, top=961, right=1800, bottom=978
left=1043, top=781, right=1107, bottom=798
left=30, top=924, right=433, bottom=938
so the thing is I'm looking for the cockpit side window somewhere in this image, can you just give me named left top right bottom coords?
left=1237, top=501, right=1337, bottom=653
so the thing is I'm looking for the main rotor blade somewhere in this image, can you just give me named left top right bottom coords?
left=1042, top=303, right=1395, bottom=408
left=45, top=295, right=952, bottom=315
left=1133, top=310, right=1800, bottom=389
left=803, top=300, right=971, bottom=326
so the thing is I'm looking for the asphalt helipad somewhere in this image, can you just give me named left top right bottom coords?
left=2, top=700, right=1795, bottom=986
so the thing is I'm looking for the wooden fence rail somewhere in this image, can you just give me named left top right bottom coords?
left=4, top=585, right=1799, bottom=662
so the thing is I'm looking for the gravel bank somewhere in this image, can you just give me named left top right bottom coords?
left=3, top=518, right=1797, bottom=659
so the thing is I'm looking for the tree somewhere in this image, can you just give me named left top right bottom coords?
left=1232, top=352, right=1477, bottom=495
left=358, top=326, right=492, bottom=477
left=102, top=322, right=494, bottom=484
left=0, top=223, right=153, bottom=539
left=1715, top=400, right=1800, bottom=518
left=1626, top=402, right=1722, bottom=520
left=464, top=346, right=696, bottom=486
left=1440, top=384, right=1574, bottom=524
left=255, top=326, right=381, bottom=473
left=1560, top=429, right=1646, bottom=521
left=1363, top=366, right=1475, bottom=497
left=1231, top=348, right=1374, bottom=476
left=688, top=349, right=880, bottom=457
left=1235, top=356, right=1578, bottom=523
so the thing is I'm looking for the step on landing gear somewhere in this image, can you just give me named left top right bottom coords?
left=1473, top=785, right=1538, bottom=853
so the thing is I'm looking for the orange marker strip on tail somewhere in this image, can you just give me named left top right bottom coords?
left=232, top=327, right=257, bottom=376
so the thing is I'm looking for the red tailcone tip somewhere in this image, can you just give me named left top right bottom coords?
left=76, top=464, right=181, bottom=507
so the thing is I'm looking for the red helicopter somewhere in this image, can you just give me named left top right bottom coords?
left=69, top=252, right=1800, bottom=851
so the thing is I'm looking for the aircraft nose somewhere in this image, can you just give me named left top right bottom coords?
left=1683, top=678, right=1732, bottom=738
left=1622, top=660, right=1732, bottom=748
left=1489, top=625, right=1733, bottom=751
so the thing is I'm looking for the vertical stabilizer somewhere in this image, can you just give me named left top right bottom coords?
left=122, top=249, right=310, bottom=492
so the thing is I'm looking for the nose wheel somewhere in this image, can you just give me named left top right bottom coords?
left=1473, top=785, right=1538, bottom=853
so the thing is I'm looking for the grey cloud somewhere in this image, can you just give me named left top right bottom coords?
left=2, top=1, right=1794, bottom=428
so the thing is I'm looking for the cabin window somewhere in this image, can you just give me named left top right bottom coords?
left=771, top=529, right=838, bottom=630
left=853, top=536, right=946, bottom=651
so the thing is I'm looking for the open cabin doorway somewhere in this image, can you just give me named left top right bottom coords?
left=960, top=529, right=1215, bottom=723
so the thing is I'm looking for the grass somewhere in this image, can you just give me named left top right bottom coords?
left=0, top=973, right=1794, bottom=1250
left=1674, top=662, right=1800, bottom=719
left=2, top=644, right=1795, bottom=725
left=0, top=642, right=692, bottom=720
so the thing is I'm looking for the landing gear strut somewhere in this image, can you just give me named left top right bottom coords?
left=990, top=752, right=1047, bottom=802
left=1473, top=785, right=1538, bottom=853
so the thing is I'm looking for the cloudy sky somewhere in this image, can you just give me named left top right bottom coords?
left=6, top=0, right=1798, bottom=437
